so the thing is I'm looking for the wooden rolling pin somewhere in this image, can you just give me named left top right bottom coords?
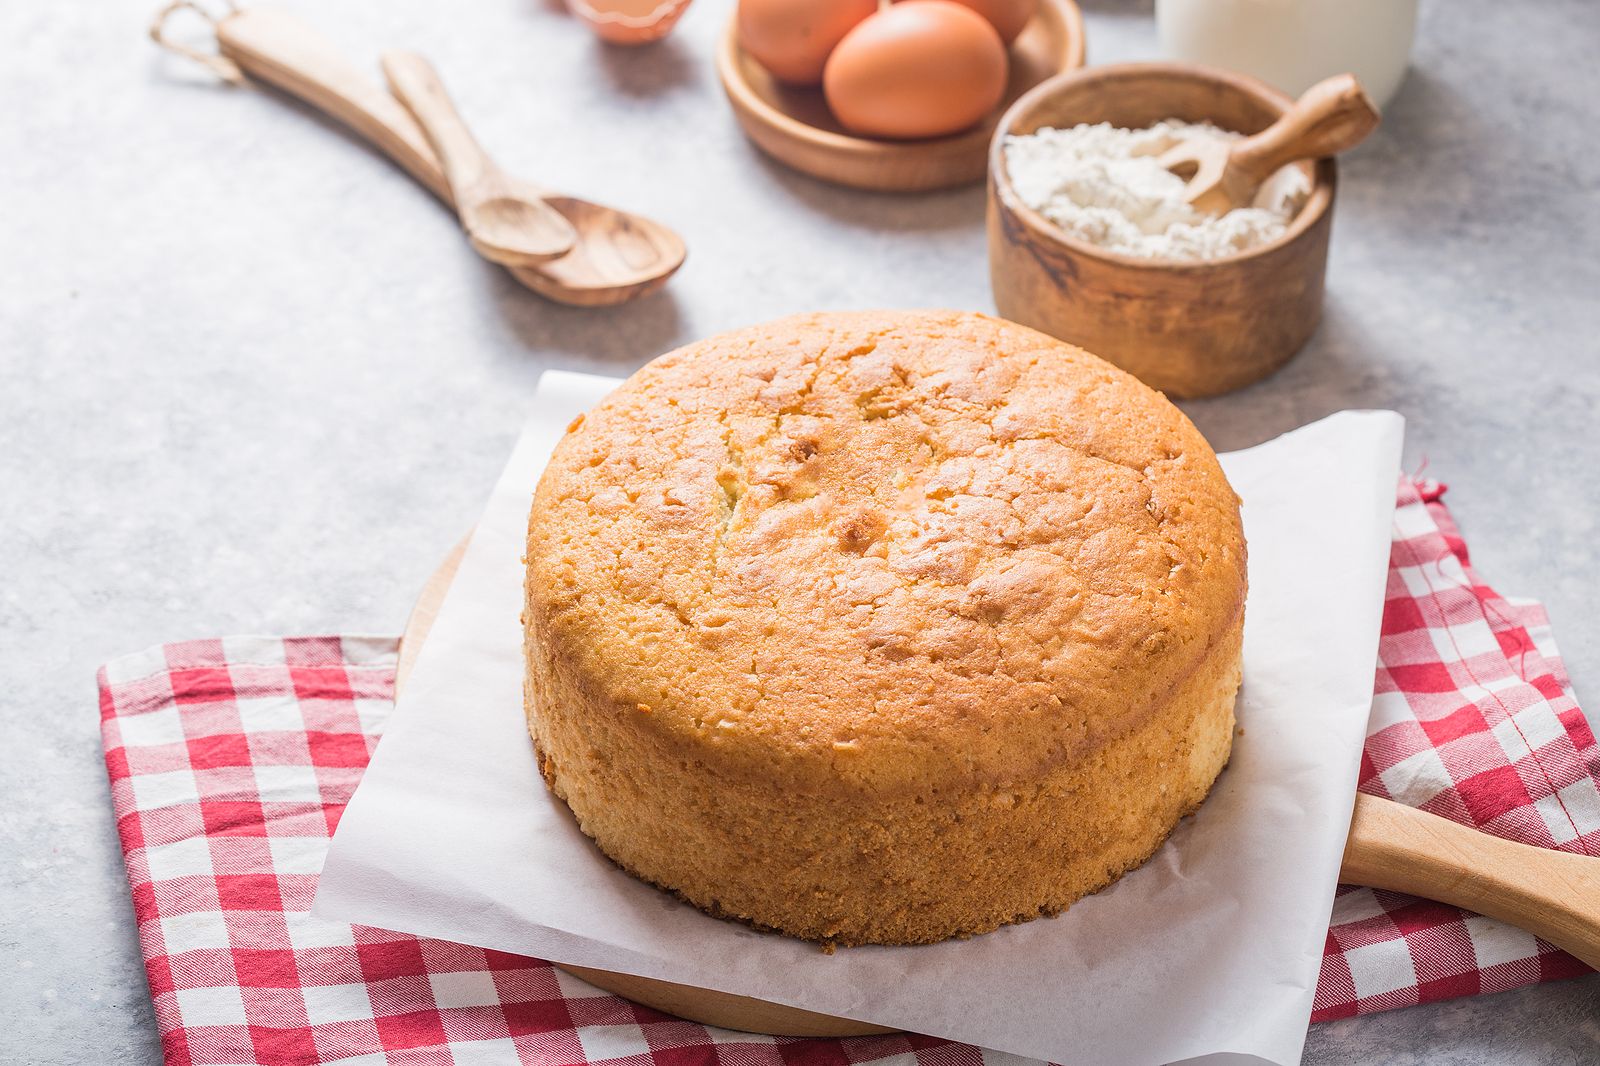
left=395, top=540, right=1600, bottom=1035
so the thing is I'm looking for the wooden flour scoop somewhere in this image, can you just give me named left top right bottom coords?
left=1159, top=73, right=1380, bottom=216
left=397, top=543, right=1600, bottom=1037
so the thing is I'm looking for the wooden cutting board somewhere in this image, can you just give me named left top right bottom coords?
left=392, top=540, right=1600, bottom=1036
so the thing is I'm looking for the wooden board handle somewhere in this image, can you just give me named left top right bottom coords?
left=1341, top=792, right=1600, bottom=969
left=214, top=6, right=450, bottom=202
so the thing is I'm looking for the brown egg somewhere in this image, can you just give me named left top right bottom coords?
left=823, top=1, right=1009, bottom=140
left=904, top=0, right=1037, bottom=44
left=738, top=0, right=878, bottom=86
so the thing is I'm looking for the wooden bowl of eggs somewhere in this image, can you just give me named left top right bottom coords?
left=718, top=0, right=1085, bottom=192
left=987, top=62, right=1339, bottom=398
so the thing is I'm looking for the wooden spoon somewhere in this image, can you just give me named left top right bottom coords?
left=154, top=5, right=685, bottom=307
left=381, top=51, right=576, bottom=268
left=1159, top=73, right=1380, bottom=217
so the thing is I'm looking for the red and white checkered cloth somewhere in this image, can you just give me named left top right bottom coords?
left=100, top=480, right=1599, bottom=1066
left=1313, top=478, right=1597, bottom=1019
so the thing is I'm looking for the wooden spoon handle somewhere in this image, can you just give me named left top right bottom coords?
left=380, top=51, right=497, bottom=205
left=213, top=7, right=449, bottom=202
left=1230, top=73, right=1380, bottom=185
left=1341, top=792, right=1600, bottom=968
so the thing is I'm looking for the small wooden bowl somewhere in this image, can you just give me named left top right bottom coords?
left=987, top=63, right=1337, bottom=397
left=717, top=0, right=1085, bottom=192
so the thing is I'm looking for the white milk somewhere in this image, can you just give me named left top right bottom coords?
left=1156, top=0, right=1419, bottom=109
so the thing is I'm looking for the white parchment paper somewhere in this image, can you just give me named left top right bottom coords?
left=316, top=371, right=1403, bottom=1066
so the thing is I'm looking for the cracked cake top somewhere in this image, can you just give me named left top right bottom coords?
left=524, top=310, right=1246, bottom=797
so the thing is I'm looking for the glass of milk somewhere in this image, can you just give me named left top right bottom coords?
left=1156, top=0, right=1419, bottom=109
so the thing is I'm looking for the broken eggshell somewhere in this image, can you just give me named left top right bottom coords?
left=567, top=0, right=694, bottom=45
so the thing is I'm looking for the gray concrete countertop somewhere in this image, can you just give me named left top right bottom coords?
left=3, top=0, right=1596, bottom=1062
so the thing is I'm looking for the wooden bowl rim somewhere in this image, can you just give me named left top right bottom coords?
left=988, top=60, right=1337, bottom=271
left=716, top=0, right=1087, bottom=164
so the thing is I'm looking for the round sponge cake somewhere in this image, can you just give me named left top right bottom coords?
left=523, top=310, right=1246, bottom=945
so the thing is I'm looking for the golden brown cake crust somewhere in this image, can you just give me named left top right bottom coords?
left=524, top=310, right=1246, bottom=944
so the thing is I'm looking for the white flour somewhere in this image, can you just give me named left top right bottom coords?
left=1002, top=120, right=1310, bottom=261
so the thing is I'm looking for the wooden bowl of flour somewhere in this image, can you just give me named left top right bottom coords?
left=987, top=63, right=1337, bottom=398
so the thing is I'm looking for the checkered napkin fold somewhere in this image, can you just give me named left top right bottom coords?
left=100, top=479, right=1598, bottom=1066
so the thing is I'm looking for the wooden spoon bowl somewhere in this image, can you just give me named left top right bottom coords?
left=514, top=196, right=686, bottom=307
left=717, top=0, right=1085, bottom=192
